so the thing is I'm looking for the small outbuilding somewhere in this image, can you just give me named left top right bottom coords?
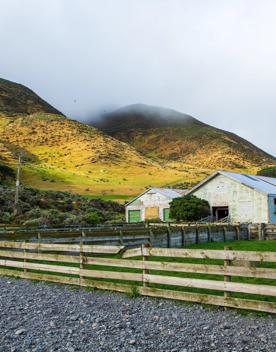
left=126, top=188, right=187, bottom=223
left=187, top=171, right=276, bottom=224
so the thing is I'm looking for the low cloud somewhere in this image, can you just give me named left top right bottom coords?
left=0, top=0, right=275, bottom=155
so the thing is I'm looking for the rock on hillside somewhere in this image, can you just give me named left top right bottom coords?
left=92, top=104, right=276, bottom=169
left=0, top=78, right=63, bottom=117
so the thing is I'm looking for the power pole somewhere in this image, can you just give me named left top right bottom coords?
left=14, top=154, right=21, bottom=206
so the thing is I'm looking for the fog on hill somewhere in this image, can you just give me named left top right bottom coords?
left=1, top=1, right=276, bottom=155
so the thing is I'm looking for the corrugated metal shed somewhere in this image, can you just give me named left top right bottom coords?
left=220, top=171, right=276, bottom=196
left=126, top=188, right=187, bottom=206
left=126, top=187, right=188, bottom=222
left=149, top=188, right=187, bottom=199
left=187, top=171, right=276, bottom=196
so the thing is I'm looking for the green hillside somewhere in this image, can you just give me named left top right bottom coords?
left=1, top=79, right=275, bottom=200
left=93, top=104, right=275, bottom=170
left=0, top=78, right=63, bottom=117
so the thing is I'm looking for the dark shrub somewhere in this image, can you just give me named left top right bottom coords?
left=84, top=212, right=100, bottom=225
left=170, top=195, right=210, bottom=222
left=257, top=166, right=276, bottom=178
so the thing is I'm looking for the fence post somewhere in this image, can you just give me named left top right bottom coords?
left=23, top=240, right=27, bottom=273
left=82, top=231, right=86, bottom=245
left=236, top=225, right=240, bottom=241
left=207, top=225, right=211, bottom=243
left=248, top=224, right=251, bottom=240
left=258, top=223, right=265, bottom=241
left=224, top=246, right=232, bottom=305
left=195, top=225, right=199, bottom=244
left=142, top=244, right=149, bottom=287
left=223, top=226, right=227, bottom=242
left=149, top=229, right=154, bottom=246
left=264, top=224, right=268, bottom=240
left=37, top=232, right=41, bottom=255
left=167, top=224, right=171, bottom=248
left=181, top=227, right=185, bottom=247
left=119, top=230, right=124, bottom=246
left=79, top=236, right=85, bottom=287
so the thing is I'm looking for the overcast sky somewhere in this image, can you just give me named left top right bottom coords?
left=1, top=0, right=276, bottom=156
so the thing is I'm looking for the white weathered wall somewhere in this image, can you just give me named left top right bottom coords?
left=192, top=174, right=269, bottom=223
left=126, top=191, right=171, bottom=221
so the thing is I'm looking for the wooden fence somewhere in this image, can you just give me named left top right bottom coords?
left=150, top=223, right=276, bottom=241
left=0, top=241, right=275, bottom=313
left=0, top=223, right=261, bottom=248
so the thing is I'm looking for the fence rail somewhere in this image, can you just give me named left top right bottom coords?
left=1, top=223, right=272, bottom=248
left=0, top=241, right=275, bottom=313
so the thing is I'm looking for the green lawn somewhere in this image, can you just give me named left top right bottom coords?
left=84, top=194, right=133, bottom=202
left=145, top=240, right=276, bottom=302
left=186, top=240, right=276, bottom=251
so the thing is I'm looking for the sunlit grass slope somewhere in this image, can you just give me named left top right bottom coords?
left=0, top=113, right=196, bottom=196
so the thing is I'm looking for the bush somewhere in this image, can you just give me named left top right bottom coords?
left=257, top=166, right=276, bottom=178
left=170, top=195, right=210, bottom=222
left=0, top=185, right=124, bottom=226
left=63, top=214, right=80, bottom=225
left=84, top=212, right=100, bottom=225
left=23, top=218, right=42, bottom=227
left=1, top=212, right=15, bottom=224
left=40, top=209, right=67, bottom=226
left=25, top=207, right=42, bottom=219
left=146, top=217, right=162, bottom=224
left=0, top=164, right=15, bottom=181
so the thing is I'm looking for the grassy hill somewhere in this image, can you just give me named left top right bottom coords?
left=0, top=79, right=189, bottom=197
left=93, top=104, right=276, bottom=170
left=0, top=112, right=188, bottom=196
left=0, top=78, right=63, bottom=116
left=1, top=79, right=275, bottom=200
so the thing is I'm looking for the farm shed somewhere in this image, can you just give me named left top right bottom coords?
left=187, top=171, right=276, bottom=224
left=126, top=188, right=187, bottom=223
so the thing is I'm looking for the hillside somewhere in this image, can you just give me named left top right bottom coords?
left=0, top=186, right=124, bottom=226
left=0, top=112, right=186, bottom=196
left=1, top=78, right=275, bottom=199
left=0, top=80, right=186, bottom=197
left=0, top=78, right=63, bottom=117
left=93, top=104, right=276, bottom=169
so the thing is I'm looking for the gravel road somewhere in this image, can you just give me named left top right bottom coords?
left=0, top=276, right=275, bottom=352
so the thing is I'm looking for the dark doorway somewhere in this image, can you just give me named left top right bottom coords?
left=212, top=206, right=229, bottom=221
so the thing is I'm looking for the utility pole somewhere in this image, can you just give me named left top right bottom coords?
left=14, top=154, right=21, bottom=206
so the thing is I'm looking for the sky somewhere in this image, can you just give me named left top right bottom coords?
left=0, top=0, right=276, bottom=156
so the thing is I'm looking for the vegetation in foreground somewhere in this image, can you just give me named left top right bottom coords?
left=0, top=186, right=124, bottom=226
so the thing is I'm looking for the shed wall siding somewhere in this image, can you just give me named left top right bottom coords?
left=268, top=196, right=276, bottom=224
left=192, top=174, right=268, bottom=223
left=126, top=191, right=172, bottom=222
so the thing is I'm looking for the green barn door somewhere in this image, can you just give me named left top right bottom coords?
left=128, top=210, right=141, bottom=223
left=163, top=208, right=170, bottom=222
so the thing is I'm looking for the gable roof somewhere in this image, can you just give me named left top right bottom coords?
left=150, top=188, right=187, bottom=198
left=126, top=188, right=187, bottom=206
left=187, top=171, right=276, bottom=196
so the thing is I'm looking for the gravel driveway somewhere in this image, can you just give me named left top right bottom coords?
left=0, top=276, right=275, bottom=352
